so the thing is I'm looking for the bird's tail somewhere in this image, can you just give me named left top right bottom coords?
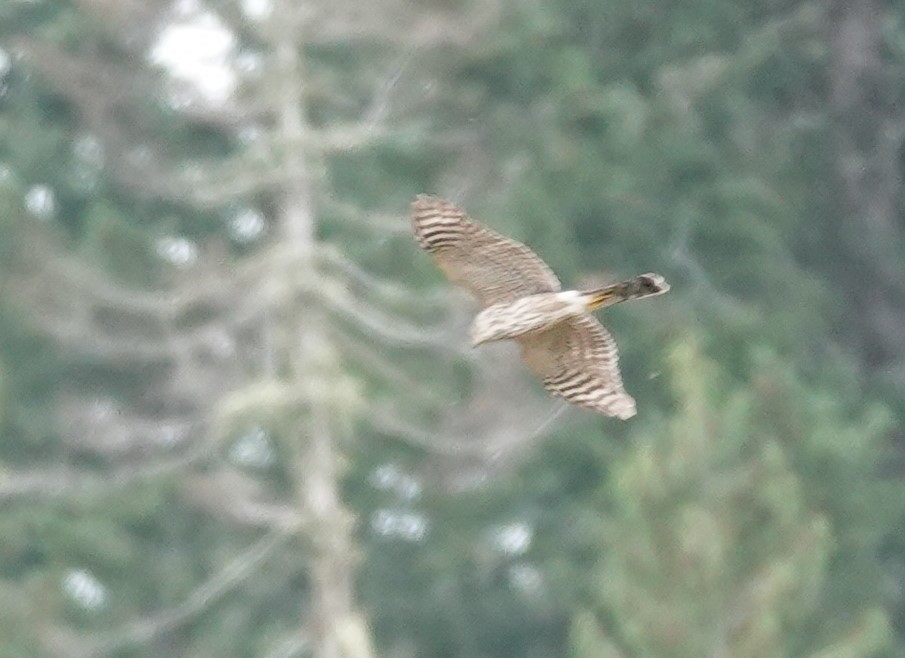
left=585, top=273, right=670, bottom=310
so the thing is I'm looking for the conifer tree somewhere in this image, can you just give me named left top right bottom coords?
left=570, top=341, right=896, bottom=657
left=1, top=0, right=549, bottom=656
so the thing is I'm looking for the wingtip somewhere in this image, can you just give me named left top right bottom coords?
left=410, top=194, right=467, bottom=252
left=617, top=408, right=637, bottom=421
left=412, top=193, right=442, bottom=209
left=614, top=397, right=637, bottom=420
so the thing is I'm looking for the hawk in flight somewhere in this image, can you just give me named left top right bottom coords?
left=411, top=195, right=669, bottom=419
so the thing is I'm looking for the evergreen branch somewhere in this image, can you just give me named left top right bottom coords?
left=177, top=165, right=291, bottom=209
left=333, top=332, right=448, bottom=408
left=370, top=407, right=486, bottom=457
left=368, top=392, right=569, bottom=462
left=318, top=245, right=450, bottom=308
left=56, top=398, right=200, bottom=459
left=310, top=124, right=388, bottom=152
left=370, top=401, right=568, bottom=458
left=0, top=440, right=209, bottom=504
left=65, top=529, right=296, bottom=658
left=7, top=247, right=295, bottom=366
left=666, top=214, right=747, bottom=315
left=319, top=287, right=469, bottom=355
left=14, top=294, right=256, bottom=368
left=212, top=380, right=306, bottom=436
left=263, top=634, right=309, bottom=658
left=298, top=0, right=503, bottom=48
left=317, top=196, right=410, bottom=236
left=181, top=470, right=305, bottom=530
left=20, top=317, right=174, bottom=362
left=13, top=248, right=239, bottom=318
left=361, top=47, right=416, bottom=128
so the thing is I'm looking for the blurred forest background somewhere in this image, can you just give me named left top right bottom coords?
left=2, top=0, right=905, bottom=656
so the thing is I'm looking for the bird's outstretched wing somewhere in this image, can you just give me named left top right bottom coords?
left=411, top=195, right=561, bottom=308
left=517, top=314, right=636, bottom=419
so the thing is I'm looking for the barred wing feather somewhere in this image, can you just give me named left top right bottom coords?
left=517, top=314, right=636, bottom=420
left=411, top=195, right=561, bottom=308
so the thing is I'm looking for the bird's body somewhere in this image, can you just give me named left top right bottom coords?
left=470, top=291, right=588, bottom=345
left=411, top=194, right=669, bottom=419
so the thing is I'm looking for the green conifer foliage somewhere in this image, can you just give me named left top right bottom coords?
left=571, top=341, right=896, bottom=657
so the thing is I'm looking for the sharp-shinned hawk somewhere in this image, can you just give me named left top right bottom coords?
left=411, top=195, right=669, bottom=420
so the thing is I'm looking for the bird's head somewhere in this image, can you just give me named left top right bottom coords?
left=470, top=315, right=499, bottom=346
left=469, top=305, right=512, bottom=346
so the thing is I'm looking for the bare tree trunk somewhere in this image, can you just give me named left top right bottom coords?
left=270, top=4, right=373, bottom=656
left=274, top=11, right=316, bottom=251
left=7, top=2, right=529, bottom=653
left=828, top=0, right=905, bottom=370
